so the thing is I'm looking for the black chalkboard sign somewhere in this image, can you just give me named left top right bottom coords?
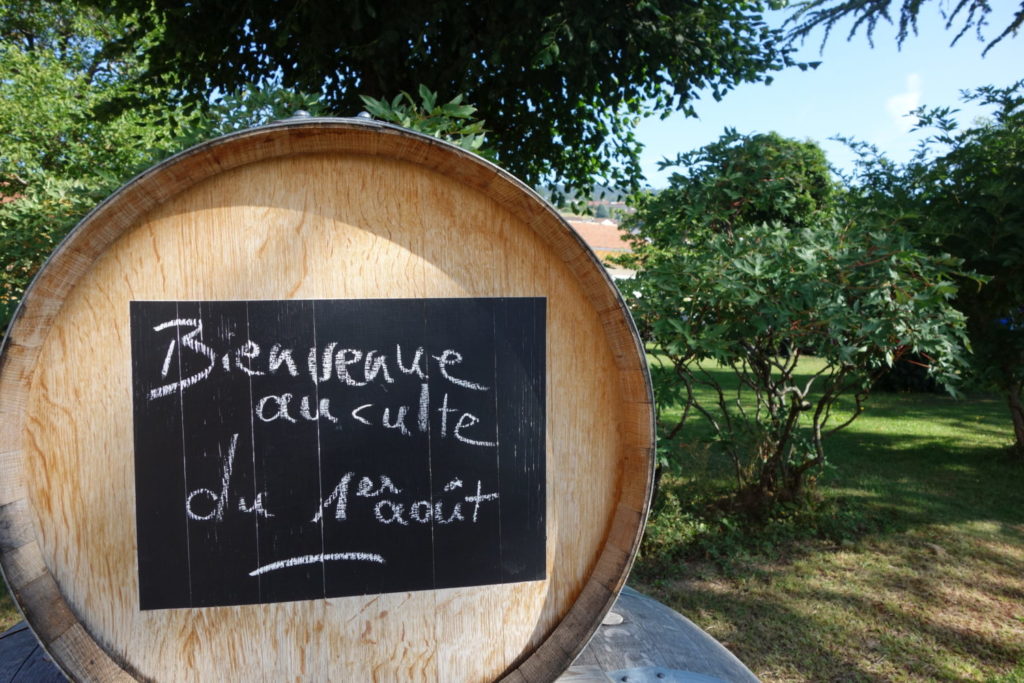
left=130, top=297, right=546, bottom=610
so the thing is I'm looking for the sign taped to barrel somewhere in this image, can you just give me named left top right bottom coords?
left=0, top=119, right=654, bottom=681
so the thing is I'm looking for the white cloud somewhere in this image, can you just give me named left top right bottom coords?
left=886, top=74, right=922, bottom=130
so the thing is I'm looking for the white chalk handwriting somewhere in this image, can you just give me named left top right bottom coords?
left=147, top=320, right=500, bottom=448
left=183, top=436, right=500, bottom=529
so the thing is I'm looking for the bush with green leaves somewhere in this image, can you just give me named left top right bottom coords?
left=621, top=131, right=971, bottom=508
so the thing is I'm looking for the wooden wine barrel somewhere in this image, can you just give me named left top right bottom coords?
left=0, top=118, right=654, bottom=681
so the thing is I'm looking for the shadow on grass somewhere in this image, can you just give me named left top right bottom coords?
left=640, top=381, right=1024, bottom=680
left=824, top=430, right=1024, bottom=533
left=640, top=577, right=894, bottom=681
left=638, top=525, right=1024, bottom=681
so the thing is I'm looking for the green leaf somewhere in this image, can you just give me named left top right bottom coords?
left=418, top=84, right=437, bottom=112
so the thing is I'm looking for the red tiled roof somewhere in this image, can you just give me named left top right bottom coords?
left=567, top=219, right=631, bottom=254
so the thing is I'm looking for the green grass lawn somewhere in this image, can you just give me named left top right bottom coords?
left=632, top=357, right=1024, bottom=682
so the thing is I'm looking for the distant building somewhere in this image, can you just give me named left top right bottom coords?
left=566, top=218, right=635, bottom=280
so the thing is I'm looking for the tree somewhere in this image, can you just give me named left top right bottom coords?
left=847, top=82, right=1024, bottom=455
left=620, top=131, right=969, bottom=508
left=0, top=1, right=187, bottom=329
left=627, top=131, right=835, bottom=247
left=787, top=0, right=1023, bottom=54
left=89, top=0, right=811, bottom=200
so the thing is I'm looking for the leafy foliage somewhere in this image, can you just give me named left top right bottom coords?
left=174, top=85, right=326, bottom=149
left=360, top=86, right=494, bottom=160
left=629, top=131, right=834, bottom=246
left=0, top=1, right=186, bottom=330
left=621, top=131, right=970, bottom=507
left=635, top=382, right=1024, bottom=681
left=787, top=0, right=1024, bottom=54
left=846, top=82, right=1024, bottom=454
left=88, top=0, right=812, bottom=200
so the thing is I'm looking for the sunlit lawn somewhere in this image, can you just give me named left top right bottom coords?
left=632, top=356, right=1024, bottom=681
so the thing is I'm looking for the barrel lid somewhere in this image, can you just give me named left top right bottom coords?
left=0, top=118, right=654, bottom=681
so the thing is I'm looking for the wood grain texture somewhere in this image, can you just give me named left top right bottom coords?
left=0, top=119, right=654, bottom=681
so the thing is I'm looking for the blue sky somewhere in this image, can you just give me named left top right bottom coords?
left=636, top=5, right=1023, bottom=187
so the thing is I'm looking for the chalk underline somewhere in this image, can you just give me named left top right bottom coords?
left=249, top=552, right=386, bottom=577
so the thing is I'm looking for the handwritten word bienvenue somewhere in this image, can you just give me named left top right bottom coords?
left=147, top=318, right=497, bottom=447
